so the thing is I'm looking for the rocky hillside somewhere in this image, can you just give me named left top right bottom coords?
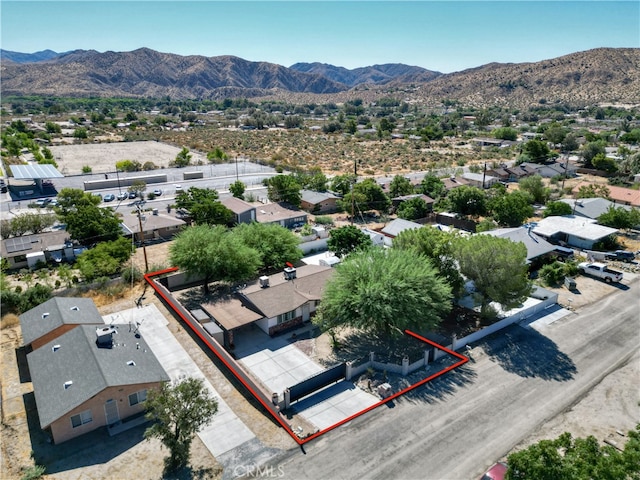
left=289, top=62, right=441, bottom=87
left=1, top=47, right=639, bottom=108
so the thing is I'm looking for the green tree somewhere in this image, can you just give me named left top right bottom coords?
left=330, top=174, right=356, bottom=196
left=55, top=188, right=121, bottom=244
left=315, top=248, right=452, bottom=337
left=175, top=187, right=232, bottom=226
left=396, top=197, right=429, bottom=220
left=394, top=226, right=464, bottom=296
left=73, top=127, right=87, bottom=139
left=229, top=180, right=246, bottom=199
left=591, top=153, right=618, bottom=173
left=232, top=222, right=303, bottom=271
left=76, top=237, right=133, bottom=281
left=543, top=124, right=568, bottom=145
left=389, top=175, right=414, bottom=198
left=522, top=139, right=551, bottom=163
left=267, top=175, right=302, bottom=206
left=169, top=225, right=261, bottom=293
left=598, top=206, right=640, bottom=229
left=543, top=201, right=573, bottom=217
left=420, top=175, right=446, bottom=199
left=145, top=377, right=218, bottom=473
left=577, top=184, right=610, bottom=199
left=207, top=147, right=228, bottom=164
left=506, top=425, right=640, bottom=480
left=561, top=133, right=579, bottom=152
left=173, top=147, right=192, bottom=168
left=493, top=127, right=518, bottom=141
left=489, top=191, right=534, bottom=227
left=115, top=159, right=141, bottom=172
left=128, top=180, right=147, bottom=198
left=454, top=235, right=531, bottom=317
left=327, top=225, right=372, bottom=257
left=581, top=141, right=606, bottom=168
left=349, top=178, right=391, bottom=212
left=447, top=186, right=487, bottom=217
left=518, top=175, right=549, bottom=204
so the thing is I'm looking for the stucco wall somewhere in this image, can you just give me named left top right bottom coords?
left=47, top=382, right=163, bottom=444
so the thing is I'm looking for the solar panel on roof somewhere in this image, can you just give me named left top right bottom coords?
left=4, top=235, right=36, bottom=254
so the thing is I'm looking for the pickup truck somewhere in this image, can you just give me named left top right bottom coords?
left=578, top=262, right=623, bottom=283
left=604, top=250, right=635, bottom=263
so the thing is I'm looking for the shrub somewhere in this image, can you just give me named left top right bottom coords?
left=314, top=215, right=334, bottom=225
left=539, top=261, right=566, bottom=286
left=21, top=464, right=46, bottom=480
left=14, top=285, right=22, bottom=294
left=122, top=263, right=143, bottom=283
left=82, top=165, right=92, bottom=174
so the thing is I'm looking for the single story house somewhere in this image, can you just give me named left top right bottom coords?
left=461, top=172, right=499, bottom=189
left=201, top=265, right=334, bottom=341
left=504, top=164, right=538, bottom=181
left=20, top=298, right=169, bottom=444
left=442, top=176, right=470, bottom=191
left=486, top=167, right=510, bottom=182
left=391, top=193, right=435, bottom=212
left=121, top=211, right=185, bottom=242
left=221, top=197, right=257, bottom=224
left=560, top=198, right=633, bottom=221
left=1, top=230, right=79, bottom=270
left=520, top=161, right=578, bottom=179
left=532, top=215, right=618, bottom=250
left=380, top=218, right=422, bottom=246
left=255, top=202, right=307, bottom=229
left=300, top=190, right=340, bottom=214
left=473, top=137, right=505, bottom=148
left=482, top=226, right=557, bottom=264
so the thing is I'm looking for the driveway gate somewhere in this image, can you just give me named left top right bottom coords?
left=288, top=362, right=346, bottom=403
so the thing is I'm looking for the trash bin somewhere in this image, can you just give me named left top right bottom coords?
left=564, top=277, right=576, bottom=290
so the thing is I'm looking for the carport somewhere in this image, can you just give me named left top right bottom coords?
left=8, top=164, right=63, bottom=200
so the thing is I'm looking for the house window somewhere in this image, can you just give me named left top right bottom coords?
left=70, top=409, right=93, bottom=428
left=128, top=389, right=147, bottom=406
left=277, top=310, right=296, bottom=325
left=14, top=255, right=27, bottom=263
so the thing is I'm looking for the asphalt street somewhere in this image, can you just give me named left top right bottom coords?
left=265, top=280, right=639, bottom=480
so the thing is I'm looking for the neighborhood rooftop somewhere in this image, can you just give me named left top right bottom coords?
left=27, top=324, right=169, bottom=429
left=532, top=215, right=618, bottom=241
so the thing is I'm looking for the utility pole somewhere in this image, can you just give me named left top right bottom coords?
left=481, top=162, right=487, bottom=189
left=561, top=155, right=570, bottom=192
left=136, top=204, right=149, bottom=272
left=351, top=158, right=357, bottom=225
left=235, top=156, right=239, bottom=181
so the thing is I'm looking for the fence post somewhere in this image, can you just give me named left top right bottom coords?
left=346, top=361, right=353, bottom=381
left=452, top=334, right=458, bottom=351
left=402, top=356, right=409, bottom=376
left=284, top=388, right=291, bottom=409
left=369, top=351, right=375, bottom=363
left=424, top=349, right=429, bottom=367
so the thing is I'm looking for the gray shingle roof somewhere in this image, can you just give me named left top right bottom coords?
left=301, top=190, right=339, bottom=205
left=560, top=198, right=631, bottom=220
left=242, top=265, right=334, bottom=318
left=19, top=297, right=103, bottom=346
left=381, top=218, right=422, bottom=237
left=483, top=227, right=556, bottom=262
left=27, top=324, right=169, bottom=428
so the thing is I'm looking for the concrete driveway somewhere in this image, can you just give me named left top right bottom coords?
left=234, top=324, right=379, bottom=430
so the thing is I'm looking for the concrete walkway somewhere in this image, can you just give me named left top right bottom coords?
left=102, top=304, right=255, bottom=458
left=519, top=303, right=574, bottom=332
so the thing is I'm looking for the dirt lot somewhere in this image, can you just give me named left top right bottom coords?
left=48, top=141, right=208, bottom=176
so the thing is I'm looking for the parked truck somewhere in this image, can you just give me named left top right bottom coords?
left=578, top=262, right=623, bottom=283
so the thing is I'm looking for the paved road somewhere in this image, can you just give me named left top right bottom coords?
left=265, top=281, right=639, bottom=480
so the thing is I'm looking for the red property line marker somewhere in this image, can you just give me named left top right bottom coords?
left=145, top=269, right=469, bottom=446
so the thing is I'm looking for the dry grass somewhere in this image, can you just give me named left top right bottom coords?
left=0, top=313, right=20, bottom=329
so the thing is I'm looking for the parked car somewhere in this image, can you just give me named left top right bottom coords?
left=174, top=184, right=183, bottom=193
left=128, top=191, right=137, bottom=199
left=578, top=262, right=623, bottom=283
left=103, top=194, right=116, bottom=202
left=33, top=198, right=51, bottom=207
left=93, top=193, right=103, bottom=201
left=604, top=250, right=635, bottom=263
left=480, top=462, right=507, bottom=480
left=153, top=189, right=163, bottom=196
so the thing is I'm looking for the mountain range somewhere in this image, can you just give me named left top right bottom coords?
left=1, top=47, right=639, bottom=107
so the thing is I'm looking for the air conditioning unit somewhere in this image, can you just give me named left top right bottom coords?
left=259, top=276, right=270, bottom=288
left=283, top=267, right=297, bottom=280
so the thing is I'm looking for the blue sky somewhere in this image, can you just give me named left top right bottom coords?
left=1, top=1, right=638, bottom=73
